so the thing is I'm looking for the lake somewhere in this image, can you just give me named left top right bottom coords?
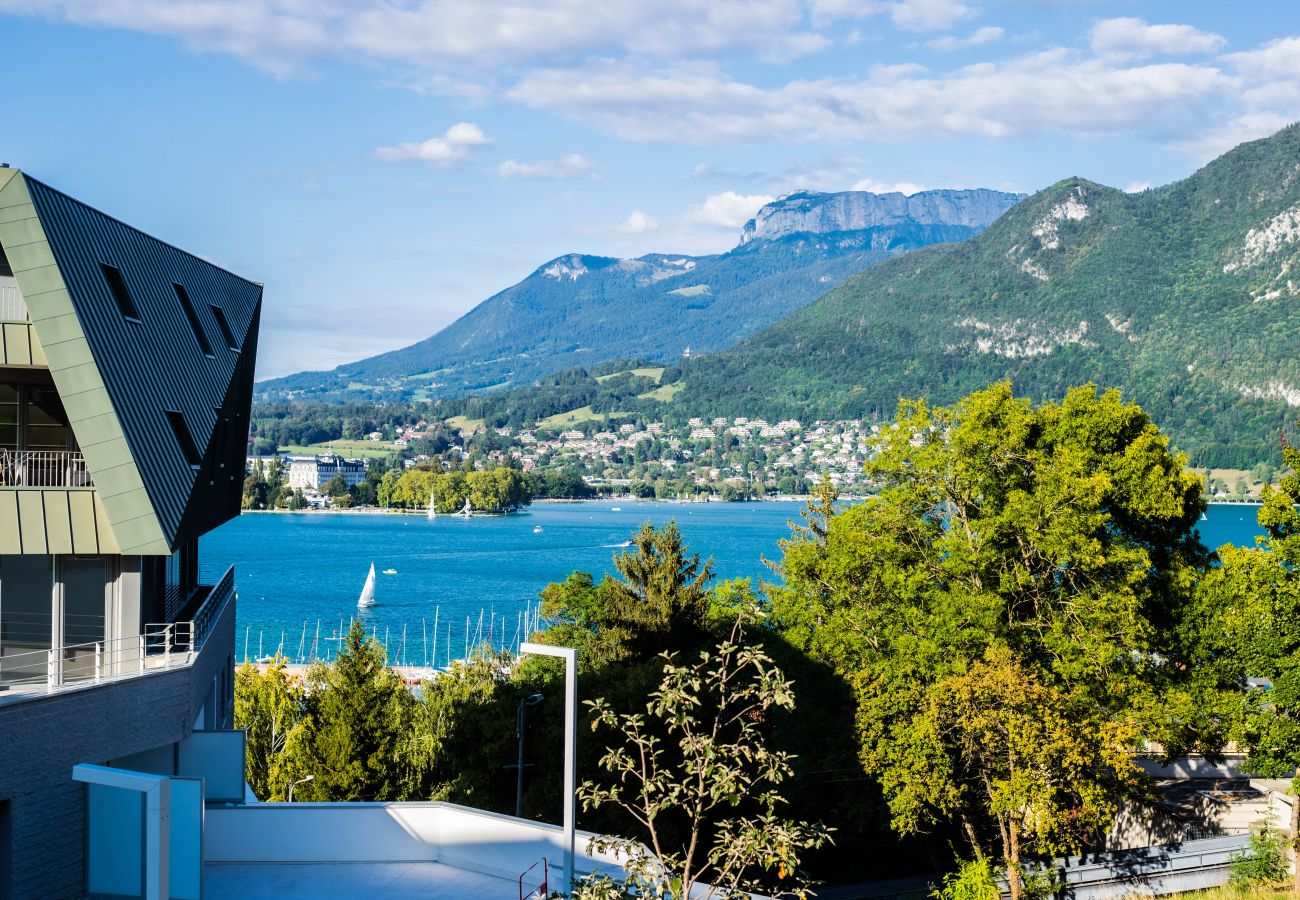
left=200, top=500, right=1269, bottom=667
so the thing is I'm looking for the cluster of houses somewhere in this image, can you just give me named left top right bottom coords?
left=471, top=416, right=882, bottom=494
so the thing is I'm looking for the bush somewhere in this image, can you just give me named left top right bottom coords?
left=1230, top=827, right=1289, bottom=888
left=932, top=859, right=999, bottom=900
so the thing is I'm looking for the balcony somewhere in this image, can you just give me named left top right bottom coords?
left=0, top=449, right=92, bottom=488
left=0, top=275, right=27, bottom=322
left=0, top=565, right=235, bottom=698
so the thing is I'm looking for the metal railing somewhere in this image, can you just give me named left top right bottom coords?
left=0, top=565, right=236, bottom=695
left=0, top=449, right=92, bottom=487
left=0, top=277, right=28, bottom=321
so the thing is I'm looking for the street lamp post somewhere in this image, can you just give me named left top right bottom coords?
left=515, top=692, right=546, bottom=818
left=287, top=774, right=314, bottom=803
left=520, top=642, right=578, bottom=892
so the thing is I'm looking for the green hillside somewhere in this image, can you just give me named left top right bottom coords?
left=677, top=123, right=1300, bottom=467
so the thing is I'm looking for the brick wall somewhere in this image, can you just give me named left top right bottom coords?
left=0, top=591, right=234, bottom=900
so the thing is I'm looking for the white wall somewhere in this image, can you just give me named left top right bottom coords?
left=205, top=801, right=630, bottom=883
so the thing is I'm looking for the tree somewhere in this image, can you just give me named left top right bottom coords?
left=234, top=656, right=308, bottom=801
left=770, top=383, right=1210, bottom=899
left=539, top=522, right=716, bottom=666
left=1198, top=434, right=1300, bottom=890
left=322, top=473, right=349, bottom=498
left=575, top=627, right=833, bottom=899
left=296, top=621, right=430, bottom=801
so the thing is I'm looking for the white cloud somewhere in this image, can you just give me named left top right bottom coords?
left=1168, top=112, right=1297, bottom=162
left=0, top=0, right=832, bottom=73
left=1123, top=181, right=1151, bottom=193
left=375, top=122, right=492, bottom=165
left=927, top=25, right=1004, bottom=51
left=890, top=0, right=976, bottom=33
left=619, top=211, right=659, bottom=233
left=508, top=52, right=1234, bottom=145
left=1090, top=18, right=1226, bottom=61
left=850, top=178, right=927, bottom=194
left=690, top=191, right=776, bottom=228
left=496, top=154, right=598, bottom=180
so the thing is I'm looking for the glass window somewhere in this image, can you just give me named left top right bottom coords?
left=26, top=387, right=68, bottom=452
left=0, top=384, right=17, bottom=452
left=62, top=558, right=107, bottom=682
left=0, top=555, right=53, bottom=685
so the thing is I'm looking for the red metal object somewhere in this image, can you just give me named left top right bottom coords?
left=519, top=857, right=548, bottom=900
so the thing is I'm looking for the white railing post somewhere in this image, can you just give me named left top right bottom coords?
left=139, top=633, right=145, bottom=672
left=95, top=642, right=102, bottom=683
left=164, top=625, right=172, bottom=664
left=46, top=648, right=58, bottom=691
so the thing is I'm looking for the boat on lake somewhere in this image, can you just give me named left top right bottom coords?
left=382, top=568, right=397, bottom=575
left=358, top=563, right=377, bottom=608
left=427, top=496, right=436, bottom=520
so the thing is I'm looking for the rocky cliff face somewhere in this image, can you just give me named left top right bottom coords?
left=740, top=188, right=1024, bottom=243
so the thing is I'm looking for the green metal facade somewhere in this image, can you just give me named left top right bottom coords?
left=0, top=168, right=260, bottom=553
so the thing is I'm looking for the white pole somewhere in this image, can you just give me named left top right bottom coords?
left=520, top=642, right=577, bottom=891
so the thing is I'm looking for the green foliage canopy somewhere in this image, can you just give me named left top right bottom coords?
left=769, top=382, right=1211, bottom=898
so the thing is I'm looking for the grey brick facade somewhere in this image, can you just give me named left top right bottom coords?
left=0, top=591, right=235, bottom=900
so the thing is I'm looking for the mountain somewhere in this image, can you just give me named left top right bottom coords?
left=740, top=188, right=1022, bottom=243
left=257, top=188, right=1022, bottom=401
left=675, top=123, right=1300, bottom=468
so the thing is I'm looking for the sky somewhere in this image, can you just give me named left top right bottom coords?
left=1, top=1, right=1298, bottom=379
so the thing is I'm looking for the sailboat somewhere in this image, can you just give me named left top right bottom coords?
left=357, top=563, right=377, bottom=608
left=427, top=495, right=437, bottom=520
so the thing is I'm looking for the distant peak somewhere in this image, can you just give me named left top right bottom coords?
left=739, top=187, right=1025, bottom=245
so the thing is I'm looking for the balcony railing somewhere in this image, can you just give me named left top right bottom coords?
left=0, top=277, right=28, bottom=322
left=0, top=449, right=92, bottom=487
left=0, top=565, right=236, bottom=696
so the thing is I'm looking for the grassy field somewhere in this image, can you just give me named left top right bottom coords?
left=638, top=382, right=684, bottom=402
left=538, top=406, right=607, bottom=429
left=596, top=367, right=665, bottom=384
left=444, top=415, right=486, bottom=431
left=279, top=440, right=399, bottom=459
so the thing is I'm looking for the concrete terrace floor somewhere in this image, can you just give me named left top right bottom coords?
left=204, top=861, right=518, bottom=899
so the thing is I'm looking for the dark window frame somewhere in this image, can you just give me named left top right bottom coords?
left=209, top=303, right=240, bottom=352
left=100, top=264, right=141, bottom=322
left=172, top=282, right=214, bottom=357
left=164, top=410, right=201, bottom=469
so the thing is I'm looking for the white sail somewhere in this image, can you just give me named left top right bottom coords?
left=427, top=495, right=437, bottom=520
left=358, top=563, right=376, bottom=607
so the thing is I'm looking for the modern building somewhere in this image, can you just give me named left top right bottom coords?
left=0, top=167, right=261, bottom=899
left=286, top=453, right=367, bottom=491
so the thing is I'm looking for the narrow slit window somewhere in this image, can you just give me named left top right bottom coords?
left=165, top=410, right=201, bottom=468
left=210, top=303, right=239, bottom=351
left=173, top=283, right=213, bottom=356
left=101, top=264, right=141, bottom=321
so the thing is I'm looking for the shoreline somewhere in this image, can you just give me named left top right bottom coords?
left=244, top=496, right=1268, bottom=515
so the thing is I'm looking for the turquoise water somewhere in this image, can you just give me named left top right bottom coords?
left=200, top=501, right=1268, bottom=666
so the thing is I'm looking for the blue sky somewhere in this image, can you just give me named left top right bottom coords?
left=1, top=1, right=1297, bottom=378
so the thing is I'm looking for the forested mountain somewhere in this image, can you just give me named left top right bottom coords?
left=676, top=123, right=1300, bottom=467
left=256, top=188, right=1021, bottom=401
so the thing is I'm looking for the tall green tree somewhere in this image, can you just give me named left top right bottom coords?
left=296, top=621, right=430, bottom=801
left=234, top=656, right=308, bottom=801
left=1197, top=435, right=1300, bottom=889
left=538, top=521, right=715, bottom=666
left=770, top=383, right=1210, bottom=899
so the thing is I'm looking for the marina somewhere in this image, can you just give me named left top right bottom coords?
left=204, top=499, right=1269, bottom=668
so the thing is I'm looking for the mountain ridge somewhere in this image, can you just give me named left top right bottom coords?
left=672, top=123, right=1300, bottom=467
left=256, top=187, right=1022, bottom=401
